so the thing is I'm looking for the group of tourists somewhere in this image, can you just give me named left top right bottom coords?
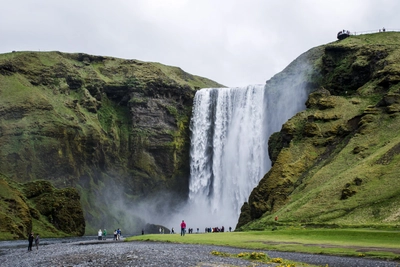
left=205, top=226, right=226, bottom=232
left=186, top=228, right=197, bottom=234
left=337, top=29, right=351, bottom=40
left=27, top=232, right=40, bottom=251
left=179, top=220, right=232, bottom=236
left=113, top=228, right=122, bottom=240
left=97, top=228, right=122, bottom=240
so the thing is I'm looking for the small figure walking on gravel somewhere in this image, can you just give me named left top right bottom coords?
left=35, top=233, right=40, bottom=250
left=28, top=232, right=34, bottom=251
left=117, top=228, right=121, bottom=240
left=180, top=220, right=186, bottom=236
left=102, top=229, right=107, bottom=240
left=98, top=229, right=102, bottom=240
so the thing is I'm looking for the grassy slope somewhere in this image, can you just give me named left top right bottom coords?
left=0, top=51, right=222, bottom=136
left=126, top=229, right=400, bottom=261
left=276, top=99, right=400, bottom=226
left=241, top=32, right=400, bottom=229
left=0, top=174, right=77, bottom=240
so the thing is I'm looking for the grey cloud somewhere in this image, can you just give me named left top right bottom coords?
left=1, top=0, right=399, bottom=86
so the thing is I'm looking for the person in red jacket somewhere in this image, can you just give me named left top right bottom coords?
left=180, top=220, right=186, bottom=236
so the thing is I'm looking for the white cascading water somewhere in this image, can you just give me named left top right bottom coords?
left=189, top=85, right=268, bottom=225
left=168, top=82, right=308, bottom=231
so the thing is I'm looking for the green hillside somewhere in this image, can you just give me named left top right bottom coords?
left=0, top=174, right=84, bottom=239
left=238, top=32, right=400, bottom=230
left=0, top=51, right=223, bottom=238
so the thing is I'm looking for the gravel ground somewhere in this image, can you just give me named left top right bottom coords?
left=1, top=239, right=399, bottom=267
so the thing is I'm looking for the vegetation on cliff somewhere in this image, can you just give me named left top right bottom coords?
left=0, top=51, right=223, bottom=238
left=237, top=32, right=400, bottom=230
left=0, top=173, right=84, bottom=240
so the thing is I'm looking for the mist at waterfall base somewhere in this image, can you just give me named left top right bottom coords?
left=164, top=83, right=308, bottom=231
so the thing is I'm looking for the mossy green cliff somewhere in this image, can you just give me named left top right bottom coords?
left=0, top=51, right=222, bottom=238
left=0, top=174, right=84, bottom=239
left=237, top=32, right=400, bottom=230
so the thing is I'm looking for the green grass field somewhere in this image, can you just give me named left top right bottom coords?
left=126, top=228, right=400, bottom=262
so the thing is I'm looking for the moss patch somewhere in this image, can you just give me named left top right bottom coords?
left=0, top=174, right=84, bottom=240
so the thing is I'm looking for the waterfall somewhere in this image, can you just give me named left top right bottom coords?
left=170, top=82, right=307, bottom=231
left=189, top=85, right=269, bottom=224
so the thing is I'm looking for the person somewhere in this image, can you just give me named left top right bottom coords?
left=117, top=228, right=121, bottom=240
left=142, top=229, right=144, bottom=235
left=180, top=220, right=186, bottom=236
left=28, top=232, right=34, bottom=251
left=98, top=229, right=102, bottom=240
left=35, top=233, right=40, bottom=250
left=171, top=227, right=174, bottom=234
left=102, top=229, right=107, bottom=240
left=229, top=226, right=232, bottom=232
left=159, top=227, right=162, bottom=234
left=273, top=216, right=279, bottom=231
left=113, top=229, right=117, bottom=240
left=383, top=27, right=386, bottom=32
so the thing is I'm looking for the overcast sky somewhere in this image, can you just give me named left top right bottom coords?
left=1, top=0, right=399, bottom=87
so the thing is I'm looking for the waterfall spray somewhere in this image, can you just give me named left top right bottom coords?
left=167, top=81, right=308, bottom=231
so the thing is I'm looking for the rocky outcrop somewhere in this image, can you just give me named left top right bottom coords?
left=0, top=51, right=223, bottom=236
left=0, top=174, right=84, bottom=239
left=23, top=180, right=85, bottom=236
left=237, top=32, right=400, bottom=229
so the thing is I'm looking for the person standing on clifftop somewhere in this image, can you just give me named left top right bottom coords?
left=180, top=220, right=186, bottom=236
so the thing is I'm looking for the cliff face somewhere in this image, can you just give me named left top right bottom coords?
left=237, top=32, right=400, bottom=229
left=0, top=51, right=223, bottom=236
